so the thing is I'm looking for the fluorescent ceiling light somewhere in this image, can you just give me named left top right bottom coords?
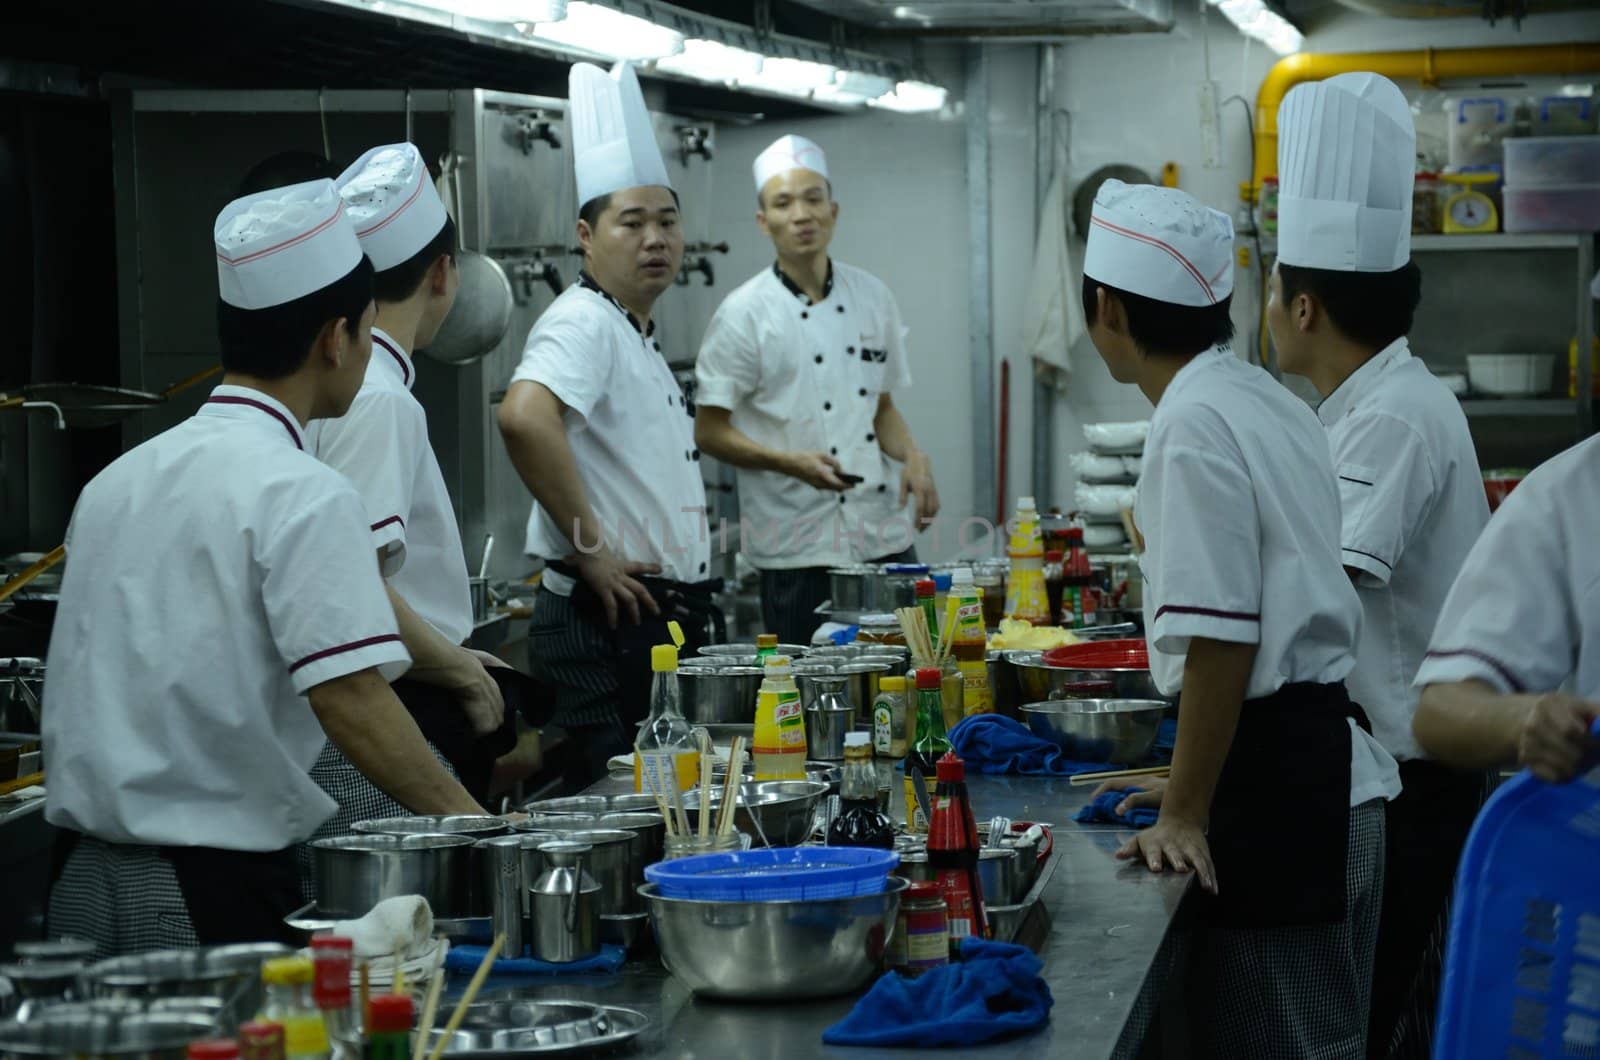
left=1208, top=0, right=1301, bottom=55
left=812, top=70, right=895, bottom=108
left=740, top=56, right=839, bottom=97
left=653, top=38, right=764, bottom=84
left=417, top=0, right=565, bottom=20
left=530, top=1, right=683, bottom=61
left=870, top=80, right=947, bottom=114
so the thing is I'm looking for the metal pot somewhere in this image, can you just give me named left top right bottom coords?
left=419, top=250, right=513, bottom=366
left=80, top=943, right=289, bottom=1030
left=835, top=661, right=893, bottom=728
left=348, top=814, right=509, bottom=838
left=697, top=643, right=808, bottom=660
left=875, top=564, right=931, bottom=612
left=597, top=812, right=667, bottom=891
left=309, top=834, right=477, bottom=919
left=825, top=567, right=874, bottom=612
left=678, top=666, right=763, bottom=725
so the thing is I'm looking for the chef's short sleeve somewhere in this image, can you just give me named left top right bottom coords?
left=882, top=288, right=913, bottom=392
left=1332, top=412, right=1435, bottom=588
left=1416, top=480, right=1575, bottom=695
left=1141, top=437, right=1263, bottom=654
left=311, top=388, right=421, bottom=578
left=694, top=298, right=760, bottom=411
left=260, top=480, right=411, bottom=694
left=508, top=303, right=614, bottom=422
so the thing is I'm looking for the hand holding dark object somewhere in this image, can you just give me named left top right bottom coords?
left=451, top=650, right=507, bottom=735
left=1518, top=693, right=1600, bottom=783
left=786, top=451, right=850, bottom=491
left=1092, top=776, right=1168, bottom=816
left=899, top=452, right=940, bottom=528
left=1115, top=812, right=1217, bottom=893
left=572, top=548, right=662, bottom=628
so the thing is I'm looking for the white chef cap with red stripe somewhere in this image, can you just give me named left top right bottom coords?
left=337, top=143, right=449, bottom=272
left=1083, top=179, right=1235, bottom=307
left=214, top=179, right=363, bottom=310
left=753, top=134, right=829, bottom=193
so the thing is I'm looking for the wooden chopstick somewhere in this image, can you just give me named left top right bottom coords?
left=424, top=932, right=505, bottom=1060
left=411, top=939, right=448, bottom=1060
left=1067, top=765, right=1170, bottom=787
left=698, top=734, right=714, bottom=840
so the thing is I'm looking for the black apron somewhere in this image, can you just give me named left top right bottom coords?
left=547, top=563, right=723, bottom=729
left=1201, top=681, right=1372, bottom=929
left=392, top=665, right=543, bottom=806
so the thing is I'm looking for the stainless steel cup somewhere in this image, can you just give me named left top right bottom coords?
left=804, top=675, right=854, bottom=762
left=476, top=835, right=529, bottom=958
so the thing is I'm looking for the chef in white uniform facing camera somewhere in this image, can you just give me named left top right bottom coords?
left=1269, top=72, right=1491, bottom=1060
left=42, top=179, right=484, bottom=956
left=498, top=61, right=710, bottom=786
left=303, top=143, right=514, bottom=828
left=1083, top=181, right=1399, bottom=1059
left=694, top=135, right=939, bottom=644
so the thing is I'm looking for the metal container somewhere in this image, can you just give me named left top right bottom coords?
left=1020, top=698, right=1166, bottom=765
left=309, top=833, right=476, bottom=919
left=529, top=842, right=600, bottom=964
left=524, top=794, right=659, bottom=816
left=836, top=661, right=893, bottom=728
left=803, top=675, right=854, bottom=762
left=825, top=566, right=876, bottom=612
left=538, top=829, right=634, bottom=916
left=476, top=835, right=529, bottom=957
left=1011, top=649, right=1164, bottom=703
left=597, top=812, right=667, bottom=893
left=678, top=666, right=763, bottom=724
left=988, top=650, right=1024, bottom=719
left=348, top=814, right=508, bottom=838
left=875, top=564, right=930, bottom=612
left=12, top=940, right=96, bottom=964
left=0, top=1008, right=216, bottom=1059
left=977, top=847, right=1024, bottom=906
left=417, top=999, right=647, bottom=1056
left=697, top=643, right=807, bottom=660
left=468, top=576, right=489, bottom=623
left=640, top=877, right=908, bottom=1000
left=681, top=779, right=829, bottom=847
left=0, top=961, right=83, bottom=1016
left=987, top=902, right=1028, bottom=943
left=79, top=944, right=289, bottom=1032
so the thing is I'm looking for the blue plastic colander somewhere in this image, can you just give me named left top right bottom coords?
left=1434, top=724, right=1600, bottom=1059
left=644, top=847, right=900, bottom=901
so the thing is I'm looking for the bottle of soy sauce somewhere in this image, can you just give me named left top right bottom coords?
left=828, top=732, right=895, bottom=848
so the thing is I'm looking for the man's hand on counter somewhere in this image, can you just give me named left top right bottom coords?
left=784, top=451, right=850, bottom=491
left=1114, top=810, right=1217, bottom=894
left=573, top=547, right=662, bottom=628
left=899, top=451, right=940, bottom=528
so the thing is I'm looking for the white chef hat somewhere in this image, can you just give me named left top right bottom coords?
left=214, top=179, right=363, bottom=311
left=753, top=134, right=829, bottom=193
left=570, top=61, right=673, bottom=209
left=1277, top=72, right=1415, bottom=272
left=1083, top=179, right=1234, bottom=307
left=336, top=143, right=449, bottom=272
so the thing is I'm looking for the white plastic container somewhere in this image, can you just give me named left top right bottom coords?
left=1503, top=136, right=1600, bottom=188
left=1447, top=95, right=1512, bottom=169
left=1466, top=353, right=1557, bottom=397
left=1502, top=184, right=1600, bottom=233
left=1528, top=96, right=1598, bottom=137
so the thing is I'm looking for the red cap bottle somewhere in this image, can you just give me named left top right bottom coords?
left=368, top=993, right=415, bottom=1034
left=187, top=1042, right=240, bottom=1060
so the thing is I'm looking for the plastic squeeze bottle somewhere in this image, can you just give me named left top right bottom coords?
left=753, top=654, right=807, bottom=780
left=949, top=568, right=992, bottom=714
left=1003, top=496, right=1050, bottom=624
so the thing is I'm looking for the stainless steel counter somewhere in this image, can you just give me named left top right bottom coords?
left=454, top=772, right=1191, bottom=1059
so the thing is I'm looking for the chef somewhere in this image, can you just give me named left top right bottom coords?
left=497, top=61, right=710, bottom=786
left=1081, top=181, right=1400, bottom=1058
left=302, top=142, right=512, bottom=829
left=1268, top=72, right=1491, bottom=1060
left=42, top=179, right=484, bottom=955
left=1412, top=437, right=1600, bottom=783
left=693, top=134, right=939, bottom=644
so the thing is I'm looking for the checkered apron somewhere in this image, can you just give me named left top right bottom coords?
left=48, top=835, right=200, bottom=958
left=1187, top=798, right=1387, bottom=1060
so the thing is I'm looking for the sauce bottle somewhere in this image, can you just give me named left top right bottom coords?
left=927, top=751, right=988, bottom=951
left=948, top=568, right=992, bottom=714
left=256, top=957, right=329, bottom=1060
left=827, top=733, right=895, bottom=848
left=1060, top=527, right=1098, bottom=629
left=634, top=642, right=698, bottom=793
left=903, top=667, right=952, bottom=833
left=753, top=654, right=806, bottom=780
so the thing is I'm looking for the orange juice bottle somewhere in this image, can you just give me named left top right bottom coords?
left=633, top=643, right=698, bottom=793
left=753, top=655, right=807, bottom=780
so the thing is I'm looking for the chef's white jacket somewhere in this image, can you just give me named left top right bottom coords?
left=695, top=261, right=914, bottom=569
left=1137, top=348, right=1400, bottom=806
left=1319, top=338, right=1488, bottom=761
left=1417, top=433, right=1600, bottom=698
left=304, top=328, right=473, bottom=644
left=509, top=277, right=710, bottom=590
left=43, top=386, right=412, bottom=850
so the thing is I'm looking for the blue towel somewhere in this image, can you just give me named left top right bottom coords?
left=821, top=937, right=1053, bottom=1047
left=948, top=714, right=1112, bottom=777
left=443, top=942, right=626, bottom=977
left=1075, top=787, right=1159, bottom=829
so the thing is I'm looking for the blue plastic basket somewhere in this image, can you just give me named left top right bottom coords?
left=644, top=847, right=900, bottom=901
left=1434, top=738, right=1600, bottom=1059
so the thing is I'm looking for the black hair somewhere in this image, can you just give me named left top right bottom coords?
left=373, top=215, right=458, bottom=303
left=217, top=256, right=374, bottom=379
left=1277, top=261, right=1422, bottom=352
left=578, top=187, right=681, bottom=228
left=235, top=151, right=336, bottom=198
left=1081, top=275, right=1235, bottom=358
left=757, top=178, right=834, bottom=210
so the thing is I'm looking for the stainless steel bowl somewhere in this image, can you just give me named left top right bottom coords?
left=81, top=943, right=288, bottom=1029
left=309, top=833, right=477, bottom=918
left=0, top=1008, right=216, bottom=1059
left=1011, top=650, right=1165, bottom=702
left=678, top=666, right=764, bottom=724
left=523, top=794, right=659, bottom=816
left=1020, top=698, right=1165, bottom=764
left=12, top=939, right=97, bottom=963
left=349, top=814, right=509, bottom=838
left=697, top=643, right=808, bottom=660
left=640, top=877, right=908, bottom=1000
left=681, top=779, right=829, bottom=847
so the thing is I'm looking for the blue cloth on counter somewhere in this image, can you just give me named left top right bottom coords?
left=947, top=714, right=1111, bottom=777
left=443, top=943, right=626, bottom=977
left=1075, top=787, right=1159, bottom=829
left=821, top=937, right=1053, bottom=1048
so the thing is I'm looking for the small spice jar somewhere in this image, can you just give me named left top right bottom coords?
left=857, top=612, right=906, bottom=647
left=891, top=881, right=951, bottom=977
left=1413, top=172, right=1442, bottom=234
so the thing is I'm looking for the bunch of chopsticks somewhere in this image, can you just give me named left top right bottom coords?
left=894, top=596, right=960, bottom=670
left=637, top=733, right=746, bottom=840
left=395, top=931, right=504, bottom=1060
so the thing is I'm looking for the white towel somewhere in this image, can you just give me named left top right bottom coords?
left=331, top=895, right=434, bottom=960
left=1022, top=168, right=1083, bottom=393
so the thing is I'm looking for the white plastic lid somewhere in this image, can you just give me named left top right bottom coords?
left=845, top=732, right=871, bottom=747
left=950, top=567, right=974, bottom=586
left=1017, top=496, right=1037, bottom=510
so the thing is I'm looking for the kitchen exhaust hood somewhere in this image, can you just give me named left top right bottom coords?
left=783, top=0, right=1175, bottom=36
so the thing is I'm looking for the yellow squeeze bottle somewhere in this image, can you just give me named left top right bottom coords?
left=1003, top=496, right=1050, bottom=624
left=753, top=654, right=807, bottom=780
left=949, top=567, right=993, bottom=715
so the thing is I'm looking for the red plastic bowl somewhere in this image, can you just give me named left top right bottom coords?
left=1042, top=638, right=1150, bottom=670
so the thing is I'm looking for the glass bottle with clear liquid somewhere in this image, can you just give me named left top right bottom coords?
left=633, top=643, right=698, bottom=794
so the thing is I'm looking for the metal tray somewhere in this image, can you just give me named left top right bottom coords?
left=420, top=1000, right=648, bottom=1057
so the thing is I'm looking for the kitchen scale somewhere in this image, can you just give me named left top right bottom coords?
left=1442, top=172, right=1500, bottom=234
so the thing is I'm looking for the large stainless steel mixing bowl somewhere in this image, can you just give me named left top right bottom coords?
left=681, top=780, right=829, bottom=847
left=1020, top=698, right=1166, bottom=764
left=1010, top=650, right=1165, bottom=702
left=640, top=877, right=907, bottom=1000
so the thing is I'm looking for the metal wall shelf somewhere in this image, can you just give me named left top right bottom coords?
left=1412, top=233, right=1588, bottom=253
left=1459, top=398, right=1580, bottom=417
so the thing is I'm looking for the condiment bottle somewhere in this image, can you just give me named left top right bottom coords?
left=931, top=573, right=953, bottom=642
left=634, top=642, right=697, bottom=793
left=753, top=654, right=806, bottom=780
left=903, top=667, right=952, bottom=833
left=915, top=579, right=938, bottom=644
left=1003, top=496, right=1051, bottom=625
left=827, top=733, right=895, bottom=848
left=257, top=957, right=330, bottom=1060
left=892, top=881, right=951, bottom=977
left=755, top=633, right=779, bottom=659
left=363, top=995, right=413, bottom=1060
left=308, top=936, right=355, bottom=1060
left=926, top=751, right=988, bottom=951
left=872, top=675, right=909, bottom=759
left=948, top=568, right=992, bottom=714
left=1060, top=527, right=1098, bottom=629
left=238, top=1022, right=286, bottom=1060
left=188, top=1041, right=241, bottom=1060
